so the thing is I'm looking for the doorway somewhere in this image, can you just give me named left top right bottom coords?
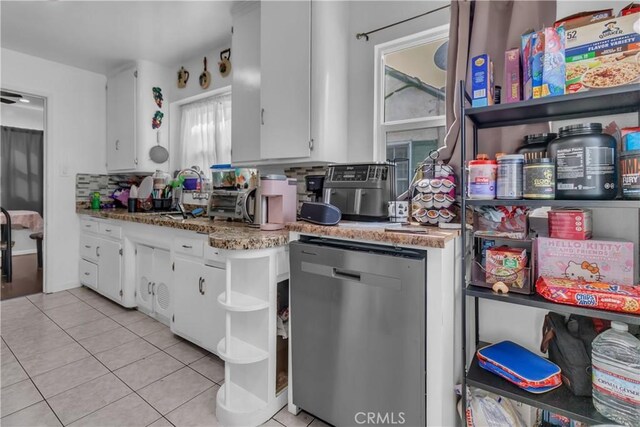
left=1, top=89, right=46, bottom=300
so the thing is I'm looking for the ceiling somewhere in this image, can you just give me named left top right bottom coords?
left=1, top=1, right=235, bottom=76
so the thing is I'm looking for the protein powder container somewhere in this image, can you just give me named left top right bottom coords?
left=517, top=133, right=557, bottom=162
left=548, top=123, right=617, bottom=200
left=468, top=156, right=497, bottom=200
left=496, top=154, right=524, bottom=199
left=620, top=149, right=640, bottom=200
left=524, top=158, right=555, bottom=199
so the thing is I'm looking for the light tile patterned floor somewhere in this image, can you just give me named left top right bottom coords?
left=0, top=288, right=322, bottom=427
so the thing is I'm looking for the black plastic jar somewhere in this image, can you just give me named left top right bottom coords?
left=548, top=123, right=617, bottom=200
left=516, top=133, right=557, bottom=162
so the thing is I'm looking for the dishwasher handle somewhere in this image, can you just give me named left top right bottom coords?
left=333, top=268, right=361, bottom=282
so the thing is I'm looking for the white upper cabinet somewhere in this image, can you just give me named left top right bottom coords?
left=231, top=0, right=348, bottom=166
left=259, top=0, right=311, bottom=160
left=106, top=60, right=171, bottom=172
left=231, top=3, right=261, bottom=164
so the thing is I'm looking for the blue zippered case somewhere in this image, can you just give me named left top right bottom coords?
left=477, top=341, right=562, bottom=393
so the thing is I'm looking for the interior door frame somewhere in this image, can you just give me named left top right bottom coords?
left=2, top=85, right=51, bottom=293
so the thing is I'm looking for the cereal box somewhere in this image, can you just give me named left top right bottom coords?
left=531, top=31, right=545, bottom=98
left=542, top=26, right=566, bottom=97
left=521, top=31, right=535, bottom=100
left=564, top=12, right=640, bottom=93
left=536, top=237, right=635, bottom=285
left=504, top=48, right=521, bottom=103
left=471, top=54, right=494, bottom=107
left=554, top=9, right=613, bottom=30
left=486, top=246, right=528, bottom=288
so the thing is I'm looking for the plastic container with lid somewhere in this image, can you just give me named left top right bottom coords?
left=496, top=154, right=524, bottom=200
left=620, top=149, right=640, bottom=200
left=548, top=123, right=617, bottom=200
left=523, top=158, right=555, bottom=199
left=592, top=321, right=640, bottom=426
left=468, top=154, right=497, bottom=200
left=517, top=133, right=557, bottom=162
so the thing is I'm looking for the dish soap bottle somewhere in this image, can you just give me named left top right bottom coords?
left=592, top=321, right=640, bottom=426
left=90, top=192, right=101, bottom=210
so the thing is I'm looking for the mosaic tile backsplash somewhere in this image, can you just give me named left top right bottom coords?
left=284, top=166, right=327, bottom=208
left=76, top=173, right=150, bottom=204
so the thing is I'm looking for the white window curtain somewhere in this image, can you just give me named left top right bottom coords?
left=179, top=91, right=231, bottom=172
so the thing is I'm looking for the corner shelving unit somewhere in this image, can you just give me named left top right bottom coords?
left=216, top=248, right=288, bottom=427
left=459, top=81, right=640, bottom=426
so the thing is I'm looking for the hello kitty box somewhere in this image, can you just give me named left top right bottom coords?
left=536, top=237, right=635, bottom=285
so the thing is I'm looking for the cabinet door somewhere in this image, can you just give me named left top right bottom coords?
left=97, top=238, right=122, bottom=301
left=171, top=257, right=205, bottom=346
left=135, top=245, right=154, bottom=313
left=107, top=67, right=136, bottom=171
left=260, top=0, right=311, bottom=160
left=152, top=249, right=172, bottom=322
left=231, top=4, right=261, bottom=164
left=200, top=264, right=226, bottom=351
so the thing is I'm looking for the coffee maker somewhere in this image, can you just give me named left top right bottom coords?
left=259, top=175, right=297, bottom=230
left=305, top=175, right=325, bottom=202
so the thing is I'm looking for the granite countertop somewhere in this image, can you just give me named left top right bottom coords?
left=287, top=221, right=460, bottom=249
left=77, top=208, right=289, bottom=250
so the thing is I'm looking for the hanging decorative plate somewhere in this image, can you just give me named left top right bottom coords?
left=219, top=48, right=232, bottom=77
left=177, top=66, right=189, bottom=88
left=199, top=57, right=211, bottom=89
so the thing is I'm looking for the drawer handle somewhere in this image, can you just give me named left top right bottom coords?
left=85, top=224, right=91, bottom=228
left=182, top=245, right=193, bottom=249
left=198, top=277, right=203, bottom=295
left=84, top=272, right=90, bottom=276
left=105, top=229, right=112, bottom=232
left=84, top=245, right=91, bottom=249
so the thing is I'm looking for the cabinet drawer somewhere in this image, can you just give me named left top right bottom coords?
left=174, top=237, right=204, bottom=257
left=80, top=218, right=98, bottom=233
left=203, top=245, right=227, bottom=264
left=80, top=234, right=100, bottom=262
left=98, top=222, right=122, bottom=239
left=79, top=259, right=98, bottom=289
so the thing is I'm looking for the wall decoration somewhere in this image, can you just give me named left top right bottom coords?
left=152, top=111, right=164, bottom=129
left=177, top=66, right=189, bottom=88
left=152, top=87, right=164, bottom=108
left=219, top=48, right=232, bottom=77
left=199, top=57, right=211, bottom=89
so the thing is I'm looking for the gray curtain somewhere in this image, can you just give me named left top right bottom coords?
left=441, top=0, right=556, bottom=173
left=1, top=126, right=44, bottom=215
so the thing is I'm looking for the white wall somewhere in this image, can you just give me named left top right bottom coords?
left=1, top=48, right=107, bottom=293
left=346, top=1, right=450, bottom=162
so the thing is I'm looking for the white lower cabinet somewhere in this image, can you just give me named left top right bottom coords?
left=96, top=237, right=123, bottom=302
left=171, top=256, right=225, bottom=353
left=135, top=245, right=172, bottom=324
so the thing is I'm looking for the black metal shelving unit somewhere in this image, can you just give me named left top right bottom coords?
left=459, top=81, right=640, bottom=424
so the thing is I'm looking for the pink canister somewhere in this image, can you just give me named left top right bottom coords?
left=468, top=159, right=497, bottom=199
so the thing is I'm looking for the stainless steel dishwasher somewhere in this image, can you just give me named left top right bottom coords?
left=290, top=237, right=427, bottom=427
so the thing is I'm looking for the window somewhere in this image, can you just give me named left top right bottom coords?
left=179, top=88, right=231, bottom=172
left=374, top=25, right=449, bottom=195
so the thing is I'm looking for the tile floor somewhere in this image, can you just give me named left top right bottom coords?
left=1, top=287, right=325, bottom=427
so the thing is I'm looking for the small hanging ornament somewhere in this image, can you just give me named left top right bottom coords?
left=199, top=57, right=211, bottom=89
left=152, top=87, right=163, bottom=108
left=219, top=48, right=231, bottom=77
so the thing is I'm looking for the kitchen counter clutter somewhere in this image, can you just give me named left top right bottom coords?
left=77, top=208, right=289, bottom=250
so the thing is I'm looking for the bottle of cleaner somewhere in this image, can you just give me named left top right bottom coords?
left=592, top=321, right=640, bottom=426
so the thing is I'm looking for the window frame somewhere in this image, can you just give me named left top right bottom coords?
left=373, top=24, right=449, bottom=162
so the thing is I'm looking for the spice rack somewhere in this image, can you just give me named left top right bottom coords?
left=459, top=81, right=640, bottom=425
